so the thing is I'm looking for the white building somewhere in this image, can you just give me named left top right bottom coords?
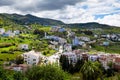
left=73, top=49, right=85, bottom=60
left=22, top=50, right=41, bottom=65
left=103, top=41, right=109, bottom=46
left=79, top=37, right=90, bottom=42
left=50, top=26, right=61, bottom=32
left=64, top=44, right=72, bottom=52
left=59, top=45, right=63, bottom=53
left=0, top=28, right=5, bottom=34
left=47, top=54, right=60, bottom=65
left=67, top=31, right=75, bottom=38
left=3, top=30, right=15, bottom=37
left=62, top=52, right=77, bottom=64
left=14, top=30, right=20, bottom=35
left=44, top=32, right=47, bottom=38
left=59, top=38, right=67, bottom=44
left=94, top=34, right=98, bottom=38
left=89, top=55, right=98, bottom=61
left=79, top=41, right=85, bottom=46
left=19, top=44, right=29, bottom=50
left=72, top=36, right=79, bottom=46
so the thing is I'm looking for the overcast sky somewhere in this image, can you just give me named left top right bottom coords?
left=0, top=0, right=120, bottom=26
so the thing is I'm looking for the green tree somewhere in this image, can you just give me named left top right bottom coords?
left=105, top=61, right=115, bottom=77
left=80, top=61, right=102, bottom=80
left=0, top=67, right=6, bottom=79
left=15, top=55, right=24, bottom=65
left=0, top=67, right=13, bottom=80
left=25, top=65, right=70, bottom=80
left=33, top=29, right=44, bottom=38
left=74, top=59, right=84, bottom=73
left=68, top=63, right=74, bottom=74
left=60, top=55, right=70, bottom=71
left=13, top=71, right=28, bottom=80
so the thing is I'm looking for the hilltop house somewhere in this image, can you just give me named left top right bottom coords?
left=0, top=28, right=5, bottom=34
left=72, top=36, right=79, bottom=46
left=79, top=36, right=90, bottom=42
left=63, top=44, right=72, bottom=52
left=94, top=34, right=98, bottom=38
left=22, top=50, right=41, bottom=65
left=14, top=30, right=20, bottom=35
left=102, top=41, right=109, bottom=46
left=19, top=44, right=29, bottom=50
left=46, top=35, right=67, bottom=44
left=50, top=26, right=60, bottom=32
left=110, top=34, right=120, bottom=41
left=2, top=30, right=15, bottom=37
left=58, top=27, right=66, bottom=32
left=47, top=54, right=59, bottom=65
left=62, top=52, right=77, bottom=64
left=79, top=41, right=85, bottom=46
left=67, top=30, right=75, bottom=38
left=89, top=54, right=98, bottom=61
left=50, top=26, right=66, bottom=32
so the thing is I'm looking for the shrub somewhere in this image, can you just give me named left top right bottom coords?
left=1, top=50, right=9, bottom=53
left=25, top=65, right=70, bottom=80
left=0, top=43, right=13, bottom=48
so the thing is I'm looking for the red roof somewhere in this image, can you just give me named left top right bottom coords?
left=115, top=57, right=120, bottom=62
left=113, top=65, right=120, bottom=70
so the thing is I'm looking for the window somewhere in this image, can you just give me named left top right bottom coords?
left=33, top=59, right=36, bottom=61
left=24, top=55, right=27, bottom=57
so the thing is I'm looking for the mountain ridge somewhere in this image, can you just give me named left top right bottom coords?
left=0, top=13, right=64, bottom=25
left=0, top=13, right=119, bottom=28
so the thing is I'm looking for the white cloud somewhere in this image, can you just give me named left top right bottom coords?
left=97, top=14, right=120, bottom=26
left=0, top=6, right=22, bottom=14
left=0, top=0, right=120, bottom=26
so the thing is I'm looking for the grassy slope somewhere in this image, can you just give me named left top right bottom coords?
left=0, top=25, right=57, bottom=65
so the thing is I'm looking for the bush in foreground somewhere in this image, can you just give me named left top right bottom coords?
left=26, top=65, right=71, bottom=80
left=0, top=65, right=71, bottom=80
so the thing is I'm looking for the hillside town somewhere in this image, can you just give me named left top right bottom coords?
left=0, top=18, right=120, bottom=80
left=1, top=25, right=120, bottom=74
left=0, top=0, right=120, bottom=79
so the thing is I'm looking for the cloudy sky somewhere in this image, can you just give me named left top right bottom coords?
left=0, top=0, right=120, bottom=26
